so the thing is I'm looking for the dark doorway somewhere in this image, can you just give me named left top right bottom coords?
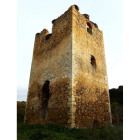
left=41, top=80, right=50, bottom=119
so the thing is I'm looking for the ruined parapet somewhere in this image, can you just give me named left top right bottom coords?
left=83, top=14, right=89, bottom=20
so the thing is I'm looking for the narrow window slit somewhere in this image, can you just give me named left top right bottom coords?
left=91, top=55, right=96, bottom=68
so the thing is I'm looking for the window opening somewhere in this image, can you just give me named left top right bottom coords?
left=91, top=55, right=96, bottom=68
left=87, top=22, right=92, bottom=35
left=45, top=34, right=52, bottom=40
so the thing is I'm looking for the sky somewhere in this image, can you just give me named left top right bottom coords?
left=17, top=0, right=123, bottom=101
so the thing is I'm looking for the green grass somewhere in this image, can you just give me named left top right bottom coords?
left=17, top=119, right=123, bottom=140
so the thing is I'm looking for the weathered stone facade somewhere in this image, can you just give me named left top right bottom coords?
left=24, top=5, right=112, bottom=129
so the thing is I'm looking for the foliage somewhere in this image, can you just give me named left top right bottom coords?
left=111, top=102, right=120, bottom=107
left=17, top=101, right=26, bottom=123
left=17, top=121, right=123, bottom=140
left=109, top=88, right=123, bottom=105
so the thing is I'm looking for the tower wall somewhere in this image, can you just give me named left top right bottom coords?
left=24, top=7, right=73, bottom=127
left=71, top=7, right=111, bottom=128
left=24, top=5, right=111, bottom=128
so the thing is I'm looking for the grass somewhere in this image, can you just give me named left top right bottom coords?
left=17, top=117, right=123, bottom=140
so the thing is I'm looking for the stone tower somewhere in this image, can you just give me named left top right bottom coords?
left=24, top=5, right=112, bottom=129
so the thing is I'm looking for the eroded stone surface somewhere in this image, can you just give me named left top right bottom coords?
left=24, top=5, right=111, bottom=129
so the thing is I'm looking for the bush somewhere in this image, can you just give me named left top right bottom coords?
left=109, top=88, right=123, bottom=105
left=93, top=125, right=123, bottom=140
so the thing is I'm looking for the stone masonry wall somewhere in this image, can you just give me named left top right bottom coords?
left=24, top=7, right=73, bottom=127
left=24, top=5, right=111, bottom=129
left=71, top=6, right=111, bottom=128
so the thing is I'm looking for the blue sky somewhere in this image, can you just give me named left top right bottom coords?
left=17, top=0, right=123, bottom=101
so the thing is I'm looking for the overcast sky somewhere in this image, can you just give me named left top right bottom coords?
left=17, top=0, right=123, bottom=101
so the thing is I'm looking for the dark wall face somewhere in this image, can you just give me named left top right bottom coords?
left=42, top=77, right=71, bottom=127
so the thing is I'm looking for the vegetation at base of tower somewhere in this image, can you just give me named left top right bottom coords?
left=109, top=87, right=123, bottom=125
left=17, top=101, right=26, bottom=123
left=17, top=87, right=123, bottom=140
left=109, top=88, right=123, bottom=106
left=17, top=122, right=123, bottom=140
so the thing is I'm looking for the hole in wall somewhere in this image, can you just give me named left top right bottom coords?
left=41, top=80, right=51, bottom=119
left=91, top=55, right=96, bottom=68
left=87, top=22, right=92, bottom=29
left=87, top=22, right=92, bottom=35
left=45, top=34, right=52, bottom=40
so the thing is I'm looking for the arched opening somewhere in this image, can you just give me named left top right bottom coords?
left=87, top=22, right=92, bottom=29
left=45, top=34, right=52, bottom=40
left=41, top=80, right=50, bottom=119
left=86, top=21, right=92, bottom=35
left=91, top=55, right=96, bottom=68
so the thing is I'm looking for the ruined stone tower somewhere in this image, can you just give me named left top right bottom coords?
left=24, top=5, right=112, bottom=129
